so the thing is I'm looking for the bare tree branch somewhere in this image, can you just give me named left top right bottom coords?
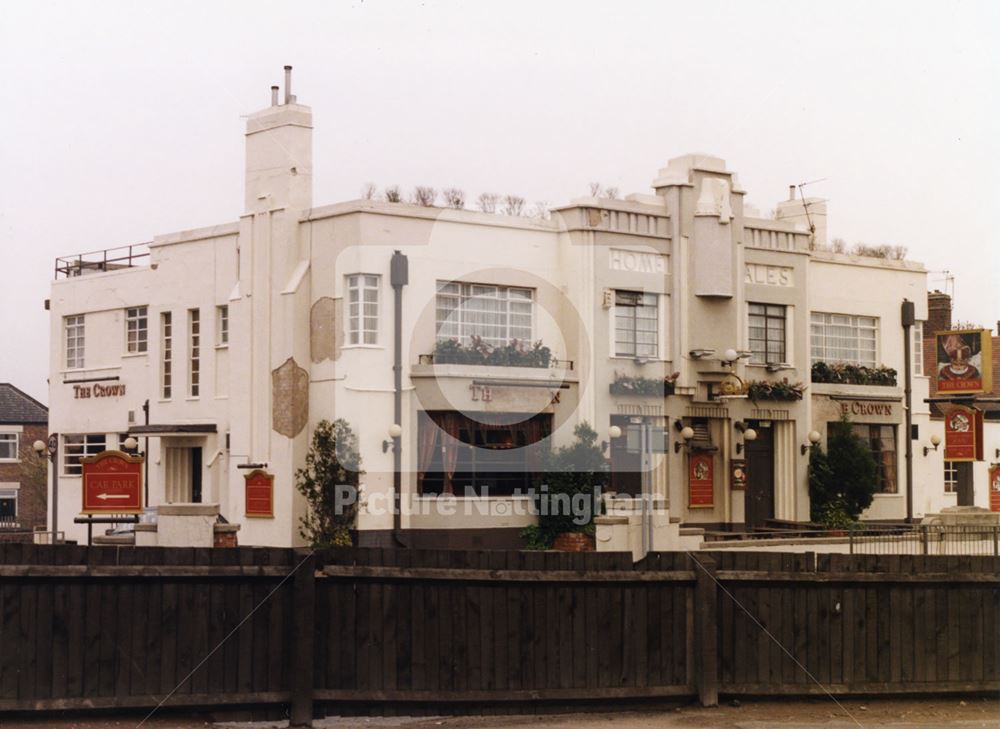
left=361, top=182, right=377, bottom=200
left=384, top=185, right=402, bottom=203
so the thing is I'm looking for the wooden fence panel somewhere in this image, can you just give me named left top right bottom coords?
left=0, top=546, right=997, bottom=714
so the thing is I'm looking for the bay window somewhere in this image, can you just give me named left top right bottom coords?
left=435, top=282, right=533, bottom=347
left=810, top=312, right=877, bottom=367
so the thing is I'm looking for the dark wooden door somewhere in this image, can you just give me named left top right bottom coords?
left=745, top=426, right=774, bottom=529
left=956, top=461, right=974, bottom=506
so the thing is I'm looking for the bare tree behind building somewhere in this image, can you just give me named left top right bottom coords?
left=384, top=185, right=402, bottom=203
left=503, top=195, right=526, bottom=216
left=442, top=188, right=465, bottom=209
left=412, top=186, right=437, bottom=207
left=477, top=192, right=499, bottom=213
left=361, top=182, right=377, bottom=200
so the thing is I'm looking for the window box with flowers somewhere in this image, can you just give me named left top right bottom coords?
left=609, top=371, right=679, bottom=397
left=811, top=362, right=897, bottom=386
left=431, top=336, right=553, bottom=368
left=746, top=378, right=806, bottom=403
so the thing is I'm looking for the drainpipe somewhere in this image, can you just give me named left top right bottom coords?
left=901, top=299, right=915, bottom=522
left=390, top=251, right=409, bottom=545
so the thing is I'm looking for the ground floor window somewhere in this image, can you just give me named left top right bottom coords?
left=944, top=461, right=958, bottom=493
left=851, top=424, right=898, bottom=494
left=62, top=434, right=107, bottom=476
left=418, top=411, right=551, bottom=496
left=0, top=489, right=16, bottom=522
left=608, top=415, right=668, bottom=496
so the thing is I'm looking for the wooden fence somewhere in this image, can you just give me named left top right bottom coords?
left=0, top=544, right=997, bottom=721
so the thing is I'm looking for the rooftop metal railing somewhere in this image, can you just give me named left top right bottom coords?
left=54, top=243, right=151, bottom=279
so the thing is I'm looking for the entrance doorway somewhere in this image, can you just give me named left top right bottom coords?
left=164, top=446, right=203, bottom=503
left=955, top=461, right=974, bottom=506
left=744, top=423, right=774, bottom=529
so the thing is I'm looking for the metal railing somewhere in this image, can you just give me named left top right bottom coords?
left=54, top=243, right=151, bottom=279
left=849, top=523, right=1000, bottom=556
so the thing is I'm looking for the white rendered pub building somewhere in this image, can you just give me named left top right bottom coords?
left=46, top=68, right=941, bottom=548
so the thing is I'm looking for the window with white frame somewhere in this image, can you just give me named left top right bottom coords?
left=62, top=434, right=106, bottom=476
left=749, top=303, right=787, bottom=364
left=911, top=321, right=924, bottom=376
left=614, top=290, right=658, bottom=358
left=435, top=282, right=533, bottom=347
left=0, top=488, right=16, bottom=522
left=188, top=308, right=201, bottom=397
left=161, top=312, right=173, bottom=399
left=0, top=433, right=18, bottom=461
left=125, top=306, right=148, bottom=353
left=217, top=305, right=229, bottom=346
left=347, top=275, right=380, bottom=345
left=810, top=312, right=877, bottom=366
left=944, top=461, right=958, bottom=493
left=65, top=314, right=85, bottom=369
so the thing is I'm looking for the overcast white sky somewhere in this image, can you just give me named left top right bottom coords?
left=1, top=0, right=997, bottom=403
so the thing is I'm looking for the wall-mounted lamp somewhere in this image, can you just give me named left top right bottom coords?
left=734, top=421, right=757, bottom=454
left=674, top=426, right=695, bottom=453
left=602, top=424, right=623, bottom=454
left=800, top=430, right=822, bottom=455
left=922, top=434, right=942, bottom=457
left=722, top=348, right=740, bottom=365
left=382, top=423, right=402, bottom=453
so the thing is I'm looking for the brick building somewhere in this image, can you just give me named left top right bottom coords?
left=0, top=384, right=49, bottom=534
left=922, top=291, right=1000, bottom=510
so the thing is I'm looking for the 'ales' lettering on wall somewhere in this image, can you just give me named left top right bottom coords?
left=609, top=249, right=667, bottom=274
left=745, top=263, right=793, bottom=287
left=74, top=383, right=127, bottom=399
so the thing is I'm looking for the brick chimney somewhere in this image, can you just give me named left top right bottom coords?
left=927, top=291, right=952, bottom=334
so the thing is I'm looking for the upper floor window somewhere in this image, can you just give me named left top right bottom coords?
left=65, top=315, right=85, bottom=369
left=62, top=434, right=106, bottom=476
left=749, top=303, right=786, bottom=365
left=188, top=309, right=201, bottom=398
left=347, top=275, right=380, bottom=345
left=911, top=321, right=924, bottom=376
left=125, top=306, right=148, bottom=353
left=217, top=305, right=229, bottom=346
left=0, top=433, right=18, bottom=461
left=435, top=282, right=533, bottom=348
left=810, top=312, right=877, bottom=367
left=614, top=290, right=658, bottom=358
left=161, top=312, right=173, bottom=399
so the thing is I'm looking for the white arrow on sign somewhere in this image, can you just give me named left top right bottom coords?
left=96, top=493, right=132, bottom=501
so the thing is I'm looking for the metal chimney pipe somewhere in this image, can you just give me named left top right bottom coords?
left=788, top=185, right=796, bottom=201
left=270, top=85, right=279, bottom=106
left=284, top=65, right=292, bottom=104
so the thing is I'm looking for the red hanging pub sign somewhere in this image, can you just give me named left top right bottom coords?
left=943, top=406, right=983, bottom=462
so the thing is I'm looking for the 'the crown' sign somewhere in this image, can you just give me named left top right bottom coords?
left=80, top=450, right=143, bottom=514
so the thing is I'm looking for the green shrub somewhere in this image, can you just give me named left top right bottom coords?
left=808, top=415, right=878, bottom=524
left=296, top=419, right=362, bottom=548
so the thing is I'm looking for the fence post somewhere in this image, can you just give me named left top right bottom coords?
left=922, top=525, right=929, bottom=556
left=290, top=550, right=316, bottom=727
left=993, top=526, right=998, bottom=557
left=693, top=554, right=718, bottom=707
